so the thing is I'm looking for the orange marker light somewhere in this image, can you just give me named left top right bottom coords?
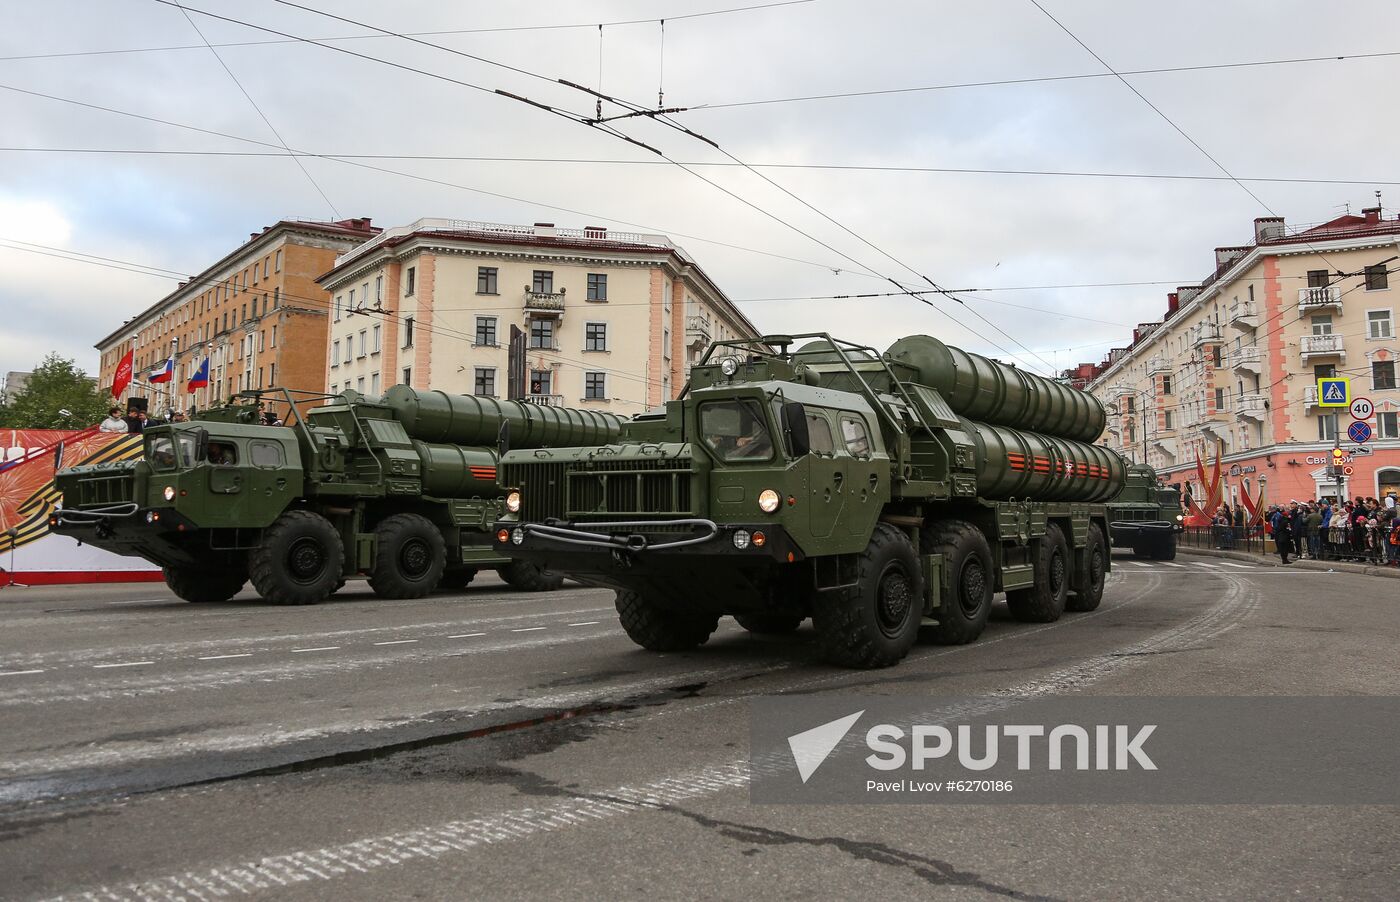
left=787, top=495, right=797, bottom=506
left=496, top=529, right=510, bottom=543
left=786, top=552, right=795, bottom=562
left=752, top=531, right=767, bottom=547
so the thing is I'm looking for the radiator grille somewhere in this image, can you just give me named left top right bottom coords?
left=77, top=474, right=136, bottom=506
left=503, top=457, right=696, bottom=521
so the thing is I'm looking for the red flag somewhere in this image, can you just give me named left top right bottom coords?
left=111, top=349, right=134, bottom=398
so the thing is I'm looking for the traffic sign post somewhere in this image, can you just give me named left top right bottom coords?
left=1348, top=420, right=1373, bottom=444
left=1318, top=377, right=1350, bottom=408
left=1350, top=397, right=1375, bottom=420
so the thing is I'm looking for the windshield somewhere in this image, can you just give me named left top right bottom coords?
left=699, top=399, right=774, bottom=462
left=147, top=432, right=197, bottom=471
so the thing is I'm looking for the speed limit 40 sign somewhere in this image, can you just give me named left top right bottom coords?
left=1350, top=397, right=1375, bottom=420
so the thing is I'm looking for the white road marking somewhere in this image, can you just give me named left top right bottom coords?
left=1194, top=561, right=1221, bottom=568
left=0, top=669, right=44, bottom=677
left=372, top=640, right=418, bottom=646
left=569, top=621, right=602, bottom=627
left=106, top=600, right=157, bottom=606
left=1217, top=562, right=1255, bottom=569
left=1162, top=562, right=1186, bottom=568
left=511, top=627, right=546, bottom=633
left=291, top=646, right=340, bottom=653
left=447, top=633, right=485, bottom=639
left=197, top=653, right=253, bottom=661
left=92, top=661, right=154, bottom=669
left=1128, top=562, right=1152, bottom=568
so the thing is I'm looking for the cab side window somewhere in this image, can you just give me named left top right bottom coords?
left=250, top=441, right=284, bottom=468
left=805, top=413, right=836, bottom=455
left=840, top=416, right=871, bottom=456
left=207, top=441, right=238, bottom=466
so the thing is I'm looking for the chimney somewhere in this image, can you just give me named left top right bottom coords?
left=1166, top=292, right=1180, bottom=317
left=534, top=222, right=556, bottom=237
left=1362, top=206, right=1381, bottom=225
left=1254, top=216, right=1285, bottom=242
left=1177, top=285, right=1202, bottom=305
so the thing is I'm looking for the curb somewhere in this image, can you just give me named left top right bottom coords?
left=1176, top=545, right=1400, bottom=579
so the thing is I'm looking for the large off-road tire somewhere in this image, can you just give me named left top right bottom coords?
left=1066, top=523, right=1106, bottom=612
left=164, top=564, right=246, bottom=604
left=437, top=567, right=478, bottom=591
left=249, top=510, right=344, bottom=606
left=498, top=560, right=565, bottom=592
left=922, top=519, right=994, bottom=645
left=735, top=612, right=805, bottom=635
left=1150, top=531, right=1178, bottom=561
left=1006, top=522, right=1070, bottom=623
left=813, top=523, right=923, bottom=669
left=367, top=513, right=446, bottom=600
left=615, top=589, right=720, bottom=651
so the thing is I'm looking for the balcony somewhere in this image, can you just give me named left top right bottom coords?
left=1236, top=393, right=1267, bottom=421
left=524, top=290, right=566, bottom=314
left=523, top=393, right=565, bottom=406
left=685, top=315, right=712, bottom=349
left=1300, top=334, right=1345, bottom=361
left=1230, top=344, right=1263, bottom=375
left=1227, top=300, right=1260, bottom=330
left=1151, top=436, right=1178, bottom=462
left=1190, top=322, right=1223, bottom=347
left=1146, top=355, right=1170, bottom=375
left=1298, top=286, right=1343, bottom=311
left=1302, top=385, right=1322, bottom=410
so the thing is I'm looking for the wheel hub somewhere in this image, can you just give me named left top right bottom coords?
left=288, top=537, right=326, bottom=583
left=399, top=538, right=430, bottom=578
left=876, top=564, right=913, bottom=637
left=1049, top=549, right=1067, bottom=595
left=959, top=561, right=987, bottom=616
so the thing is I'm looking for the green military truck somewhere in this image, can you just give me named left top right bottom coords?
left=52, top=386, right=623, bottom=605
left=1105, top=463, right=1183, bottom=560
left=492, top=333, right=1135, bottom=669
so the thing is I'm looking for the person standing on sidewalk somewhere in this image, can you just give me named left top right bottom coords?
left=1271, top=506, right=1294, bottom=564
left=1305, top=505, right=1323, bottom=561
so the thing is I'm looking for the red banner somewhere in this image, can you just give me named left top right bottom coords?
left=111, top=348, right=133, bottom=399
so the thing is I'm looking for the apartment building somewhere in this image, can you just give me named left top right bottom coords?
left=95, top=219, right=378, bottom=415
left=1081, top=206, right=1400, bottom=505
left=319, top=219, right=759, bottom=415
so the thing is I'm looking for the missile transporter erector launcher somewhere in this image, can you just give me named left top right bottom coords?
left=493, top=333, right=1141, bottom=669
left=52, top=387, right=624, bottom=605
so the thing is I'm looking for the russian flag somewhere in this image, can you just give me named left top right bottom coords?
left=148, top=357, right=174, bottom=384
left=186, top=356, right=210, bottom=392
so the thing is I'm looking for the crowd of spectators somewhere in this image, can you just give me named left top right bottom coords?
left=1255, top=496, right=1400, bottom=565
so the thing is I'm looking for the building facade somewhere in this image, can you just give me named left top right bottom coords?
left=1081, top=207, right=1400, bottom=506
left=318, top=219, right=759, bottom=415
left=95, top=218, right=378, bottom=416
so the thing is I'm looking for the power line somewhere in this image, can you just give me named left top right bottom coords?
left=0, top=1, right=818, bottom=62
left=168, top=0, right=340, bottom=220
left=691, top=49, right=1400, bottom=111
left=6, top=145, right=1400, bottom=188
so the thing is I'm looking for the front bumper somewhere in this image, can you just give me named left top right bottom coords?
left=1109, top=520, right=1182, bottom=547
left=51, top=505, right=205, bottom=568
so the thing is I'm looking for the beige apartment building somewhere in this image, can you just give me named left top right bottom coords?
left=96, top=218, right=378, bottom=415
left=1082, top=207, right=1400, bottom=504
left=318, top=219, right=759, bottom=415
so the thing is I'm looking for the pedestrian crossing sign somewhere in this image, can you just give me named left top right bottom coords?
left=1318, top=377, right=1350, bottom=407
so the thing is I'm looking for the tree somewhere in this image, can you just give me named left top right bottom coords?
left=2, top=354, right=111, bottom=429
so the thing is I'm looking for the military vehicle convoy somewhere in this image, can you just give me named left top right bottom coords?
left=492, top=332, right=1141, bottom=669
left=52, top=387, right=623, bottom=605
left=1106, top=463, right=1182, bottom=560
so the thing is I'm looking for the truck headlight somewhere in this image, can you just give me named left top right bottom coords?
left=163, top=485, right=176, bottom=502
left=732, top=529, right=751, bottom=550
left=506, top=491, right=522, bottom=513
left=720, top=356, right=739, bottom=376
left=758, top=489, right=780, bottom=513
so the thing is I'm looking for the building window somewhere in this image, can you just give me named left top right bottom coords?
left=529, top=318, right=556, bottom=349
left=1248, top=283, right=1255, bottom=304
left=258, top=331, right=265, bottom=353
left=1374, top=360, right=1397, bottom=390
left=663, top=328, right=671, bottom=360
left=1162, top=375, right=1172, bottom=394
left=585, top=322, right=607, bottom=351
left=375, top=275, right=383, bottom=303
left=1365, top=265, right=1390, bottom=291
left=372, top=324, right=382, bottom=353
left=263, top=258, right=270, bottom=279
left=584, top=371, right=606, bottom=400
left=477, top=267, right=498, bottom=294
left=271, top=325, right=276, bottom=347
left=1307, top=269, right=1329, bottom=288
left=357, top=376, right=365, bottom=393
left=269, top=362, right=275, bottom=385
left=371, top=372, right=380, bottom=395
left=405, top=266, right=416, bottom=296
left=1367, top=310, right=1393, bottom=339
left=1164, top=410, right=1173, bottom=430
left=348, top=288, right=357, bottom=312
left=343, top=340, right=353, bottom=365
left=587, top=273, right=607, bottom=301
left=334, top=295, right=342, bottom=321
left=1311, top=314, right=1333, bottom=336
left=475, top=316, right=497, bottom=346
left=474, top=367, right=496, bottom=397
left=1215, top=387, right=1225, bottom=409
left=362, top=282, right=370, bottom=309
left=402, top=367, right=412, bottom=386
left=530, top=370, right=552, bottom=396
left=1318, top=416, right=1337, bottom=442
left=273, top=287, right=280, bottom=307
left=403, top=316, right=414, bottom=348
left=532, top=270, right=554, bottom=293
left=274, top=249, right=282, bottom=272
left=1125, top=397, right=1135, bottom=413
left=1379, top=412, right=1399, bottom=439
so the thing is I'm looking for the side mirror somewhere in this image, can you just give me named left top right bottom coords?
left=194, top=427, right=210, bottom=463
left=497, top=420, right=511, bottom=457
left=781, top=401, right=811, bottom=457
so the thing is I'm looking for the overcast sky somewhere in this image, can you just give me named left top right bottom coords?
left=3, top=0, right=1398, bottom=384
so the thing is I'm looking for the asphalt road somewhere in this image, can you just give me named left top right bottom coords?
left=1, top=556, right=1397, bottom=900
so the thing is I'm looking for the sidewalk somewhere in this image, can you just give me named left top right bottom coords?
left=1177, top=544, right=1400, bottom=579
